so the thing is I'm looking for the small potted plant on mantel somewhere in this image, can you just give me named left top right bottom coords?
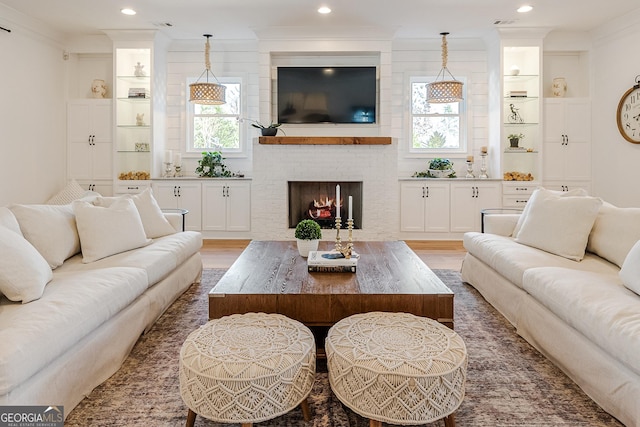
left=295, top=219, right=322, bottom=257
left=251, top=121, right=283, bottom=136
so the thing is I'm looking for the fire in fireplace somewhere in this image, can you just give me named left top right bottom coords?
left=288, top=181, right=363, bottom=229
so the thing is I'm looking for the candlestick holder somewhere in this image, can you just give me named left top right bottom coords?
left=479, top=153, right=489, bottom=179
left=465, top=161, right=475, bottom=178
left=174, top=164, right=183, bottom=177
left=334, top=217, right=354, bottom=258
left=163, top=162, right=173, bottom=178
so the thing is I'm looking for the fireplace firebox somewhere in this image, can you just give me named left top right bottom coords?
left=288, top=181, right=363, bottom=229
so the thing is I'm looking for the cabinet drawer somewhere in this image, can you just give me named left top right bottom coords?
left=502, top=183, right=537, bottom=195
left=115, top=181, right=151, bottom=194
left=502, top=195, right=530, bottom=208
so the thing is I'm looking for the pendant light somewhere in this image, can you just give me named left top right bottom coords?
left=426, top=32, right=464, bottom=103
left=189, top=34, right=226, bottom=105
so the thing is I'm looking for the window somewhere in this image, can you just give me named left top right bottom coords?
left=188, top=81, right=242, bottom=153
left=410, top=77, right=466, bottom=153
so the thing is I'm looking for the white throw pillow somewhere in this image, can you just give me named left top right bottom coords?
left=0, top=226, right=53, bottom=303
left=94, top=189, right=175, bottom=238
left=620, top=240, right=640, bottom=295
left=73, top=198, right=151, bottom=263
left=515, top=189, right=602, bottom=261
left=9, top=204, right=80, bottom=269
left=587, top=202, right=640, bottom=268
left=0, top=207, right=22, bottom=235
left=46, top=179, right=87, bottom=205
left=512, top=187, right=589, bottom=238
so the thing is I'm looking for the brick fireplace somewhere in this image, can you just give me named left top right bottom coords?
left=252, top=137, right=398, bottom=241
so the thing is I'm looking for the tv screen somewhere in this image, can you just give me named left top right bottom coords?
left=277, top=66, right=377, bottom=124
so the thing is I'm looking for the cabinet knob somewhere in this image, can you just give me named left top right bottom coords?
left=425, top=187, right=429, bottom=198
left=127, top=186, right=139, bottom=190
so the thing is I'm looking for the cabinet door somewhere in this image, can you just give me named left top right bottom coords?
left=174, top=183, right=202, bottom=231
left=400, top=182, right=427, bottom=232
left=225, top=181, right=251, bottom=232
left=68, top=141, right=93, bottom=180
left=424, top=183, right=450, bottom=232
left=152, top=182, right=180, bottom=209
left=202, top=182, right=228, bottom=231
left=450, top=184, right=477, bottom=233
left=92, top=141, right=113, bottom=180
left=67, top=100, right=112, bottom=181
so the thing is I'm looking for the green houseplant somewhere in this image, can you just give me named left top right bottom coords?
left=295, top=219, right=322, bottom=257
left=251, top=121, right=282, bottom=136
left=508, top=133, right=524, bottom=148
left=412, top=158, right=456, bottom=178
left=195, top=151, right=232, bottom=177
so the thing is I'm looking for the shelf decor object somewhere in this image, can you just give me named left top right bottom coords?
left=189, top=34, right=226, bottom=105
left=426, top=32, right=464, bottom=103
left=616, top=75, right=640, bottom=144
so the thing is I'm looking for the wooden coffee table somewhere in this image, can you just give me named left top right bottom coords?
left=208, top=241, right=454, bottom=337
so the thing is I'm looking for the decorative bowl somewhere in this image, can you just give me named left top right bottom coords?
left=428, top=169, right=454, bottom=178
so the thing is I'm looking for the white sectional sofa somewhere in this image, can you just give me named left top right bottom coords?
left=461, top=188, right=640, bottom=427
left=0, top=183, right=203, bottom=417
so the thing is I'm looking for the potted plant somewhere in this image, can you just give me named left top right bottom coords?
left=251, top=121, right=283, bottom=136
left=426, top=158, right=456, bottom=178
left=508, top=133, right=524, bottom=148
left=294, top=219, right=322, bottom=257
left=195, top=151, right=232, bottom=177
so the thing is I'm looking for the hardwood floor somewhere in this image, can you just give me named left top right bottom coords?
left=201, top=239, right=466, bottom=270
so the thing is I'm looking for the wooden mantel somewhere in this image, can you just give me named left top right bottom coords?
left=258, top=136, right=392, bottom=145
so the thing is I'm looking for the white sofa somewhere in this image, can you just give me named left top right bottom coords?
left=461, top=188, right=640, bottom=427
left=0, top=184, right=203, bottom=417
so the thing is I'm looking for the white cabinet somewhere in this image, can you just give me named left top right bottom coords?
left=501, top=181, right=537, bottom=208
left=543, top=99, right=591, bottom=188
left=450, top=182, right=502, bottom=232
left=152, top=181, right=202, bottom=231
left=67, top=100, right=113, bottom=182
left=202, top=181, right=251, bottom=232
left=400, top=181, right=449, bottom=232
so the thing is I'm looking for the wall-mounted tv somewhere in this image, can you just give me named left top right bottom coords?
left=277, top=66, right=377, bottom=124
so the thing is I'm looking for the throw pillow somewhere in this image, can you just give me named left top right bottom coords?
left=0, top=226, right=53, bottom=303
left=587, top=202, right=640, bottom=268
left=9, top=204, right=80, bottom=269
left=46, top=179, right=87, bottom=205
left=73, top=198, right=151, bottom=263
left=94, top=189, right=175, bottom=238
left=620, top=240, right=640, bottom=295
left=515, top=190, right=602, bottom=261
left=0, top=207, right=22, bottom=235
left=512, top=187, right=589, bottom=238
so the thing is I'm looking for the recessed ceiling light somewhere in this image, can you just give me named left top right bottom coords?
left=517, top=5, right=533, bottom=13
left=318, top=6, right=331, bottom=14
left=121, top=8, right=137, bottom=16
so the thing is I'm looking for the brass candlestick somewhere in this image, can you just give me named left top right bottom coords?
left=334, top=217, right=354, bottom=258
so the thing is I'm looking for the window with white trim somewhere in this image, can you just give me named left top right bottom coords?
left=410, top=77, right=466, bottom=153
left=188, top=80, right=242, bottom=153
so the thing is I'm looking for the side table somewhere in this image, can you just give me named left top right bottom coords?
left=480, top=208, right=523, bottom=233
left=161, top=208, right=188, bottom=232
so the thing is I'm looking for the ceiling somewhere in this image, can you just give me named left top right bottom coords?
left=2, top=0, right=639, bottom=40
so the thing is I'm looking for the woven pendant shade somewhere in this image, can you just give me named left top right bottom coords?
left=189, top=34, right=226, bottom=105
left=427, top=32, right=464, bottom=103
left=189, top=82, right=226, bottom=105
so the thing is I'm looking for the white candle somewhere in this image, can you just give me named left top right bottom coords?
left=348, top=196, right=353, bottom=220
left=174, top=152, right=182, bottom=166
left=165, top=150, right=173, bottom=164
left=336, top=184, right=340, bottom=218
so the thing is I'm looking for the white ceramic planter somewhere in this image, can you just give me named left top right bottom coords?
left=296, top=239, right=319, bottom=257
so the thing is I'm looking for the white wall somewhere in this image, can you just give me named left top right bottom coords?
left=0, top=6, right=67, bottom=205
left=591, top=10, right=640, bottom=206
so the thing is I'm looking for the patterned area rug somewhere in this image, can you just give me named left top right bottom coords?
left=65, top=269, right=623, bottom=426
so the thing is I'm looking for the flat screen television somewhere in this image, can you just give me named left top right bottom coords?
left=277, top=66, right=377, bottom=124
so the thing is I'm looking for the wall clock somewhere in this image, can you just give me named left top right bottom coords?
left=616, top=75, right=640, bottom=144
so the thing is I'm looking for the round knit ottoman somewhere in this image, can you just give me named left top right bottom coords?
left=179, top=312, right=316, bottom=427
left=326, top=312, right=467, bottom=427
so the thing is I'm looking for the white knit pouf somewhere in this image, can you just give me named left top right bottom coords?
left=179, top=312, right=316, bottom=427
left=326, top=312, right=467, bottom=427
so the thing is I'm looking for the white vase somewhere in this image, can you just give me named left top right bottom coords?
left=552, top=77, right=567, bottom=97
left=296, top=239, right=319, bottom=257
left=91, top=79, right=107, bottom=98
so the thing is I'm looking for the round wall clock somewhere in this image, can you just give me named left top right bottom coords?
left=616, top=75, right=640, bottom=144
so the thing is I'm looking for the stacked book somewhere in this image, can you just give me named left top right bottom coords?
left=128, top=88, right=150, bottom=98
left=307, top=251, right=358, bottom=273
